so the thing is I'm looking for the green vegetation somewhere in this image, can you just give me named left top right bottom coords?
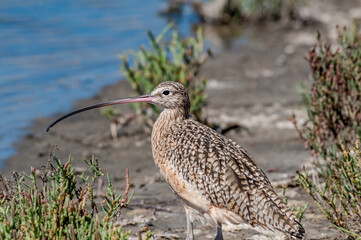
left=294, top=24, right=361, bottom=154
left=0, top=152, right=134, bottom=239
left=194, top=0, right=305, bottom=23
left=119, top=24, right=210, bottom=123
left=297, top=142, right=361, bottom=238
left=292, top=25, right=361, bottom=238
left=281, top=185, right=309, bottom=223
left=237, top=0, right=303, bottom=21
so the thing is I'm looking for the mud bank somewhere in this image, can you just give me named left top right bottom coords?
left=4, top=1, right=361, bottom=238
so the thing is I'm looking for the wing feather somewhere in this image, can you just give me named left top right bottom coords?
left=159, top=119, right=304, bottom=238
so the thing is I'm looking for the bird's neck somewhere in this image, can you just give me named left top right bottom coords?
left=152, top=108, right=189, bottom=143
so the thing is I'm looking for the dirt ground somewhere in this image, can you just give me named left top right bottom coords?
left=3, top=1, right=361, bottom=239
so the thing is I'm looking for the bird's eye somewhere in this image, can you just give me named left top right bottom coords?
left=162, top=90, right=170, bottom=95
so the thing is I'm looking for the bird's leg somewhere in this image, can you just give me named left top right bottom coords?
left=214, top=224, right=223, bottom=240
left=185, top=209, right=194, bottom=240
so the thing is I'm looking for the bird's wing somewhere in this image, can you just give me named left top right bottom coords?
left=163, top=119, right=304, bottom=238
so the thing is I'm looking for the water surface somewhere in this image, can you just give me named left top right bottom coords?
left=0, top=0, right=199, bottom=167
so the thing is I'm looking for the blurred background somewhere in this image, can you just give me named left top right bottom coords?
left=2, top=1, right=361, bottom=239
left=1, top=0, right=360, bottom=167
left=0, top=0, right=201, bottom=165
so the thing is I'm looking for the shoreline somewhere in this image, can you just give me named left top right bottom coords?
left=1, top=14, right=350, bottom=239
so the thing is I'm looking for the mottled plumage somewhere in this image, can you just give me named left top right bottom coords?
left=47, top=81, right=305, bottom=240
left=150, top=82, right=305, bottom=239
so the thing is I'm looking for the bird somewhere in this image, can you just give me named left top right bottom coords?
left=47, top=81, right=305, bottom=240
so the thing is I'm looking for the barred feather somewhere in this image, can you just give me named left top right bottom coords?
left=150, top=82, right=305, bottom=239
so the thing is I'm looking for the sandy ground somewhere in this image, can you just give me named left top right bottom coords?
left=3, top=1, right=361, bottom=239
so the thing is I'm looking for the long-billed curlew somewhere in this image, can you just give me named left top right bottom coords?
left=47, top=81, right=305, bottom=239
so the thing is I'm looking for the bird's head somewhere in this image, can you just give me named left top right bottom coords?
left=46, top=81, right=190, bottom=132
left=150, top=81, right=190, bottom=111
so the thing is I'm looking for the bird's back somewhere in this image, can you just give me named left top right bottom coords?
left=152, top=118, right=304, bottom=239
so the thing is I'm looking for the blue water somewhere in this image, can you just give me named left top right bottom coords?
left=0, top=0, right=200, bottom=167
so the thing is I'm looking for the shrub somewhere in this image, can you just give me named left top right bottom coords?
left=293, top=25, right=361, bottom=157
left=0, top=151, right=133, bottom=239
left=192, top=0, right=305, bottom=23
left=292, top=24, right=361, bottom=238
left=119, top=24, right=210, bottom=123
left=239, top=0, right=302, bottom=21
left=297, top=141, right=361, bottom=238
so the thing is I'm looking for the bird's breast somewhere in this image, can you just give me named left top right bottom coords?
left=157, top=160, right=212, bottom=214
left=151, top=122, right=213, bottom=218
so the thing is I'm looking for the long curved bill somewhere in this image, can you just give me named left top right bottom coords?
left=46, top=94, right=153, bottom=132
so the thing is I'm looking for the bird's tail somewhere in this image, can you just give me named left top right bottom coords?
left=251, top=186, right=306, bottom=239
left=290, top=219, right=305, bottom=239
